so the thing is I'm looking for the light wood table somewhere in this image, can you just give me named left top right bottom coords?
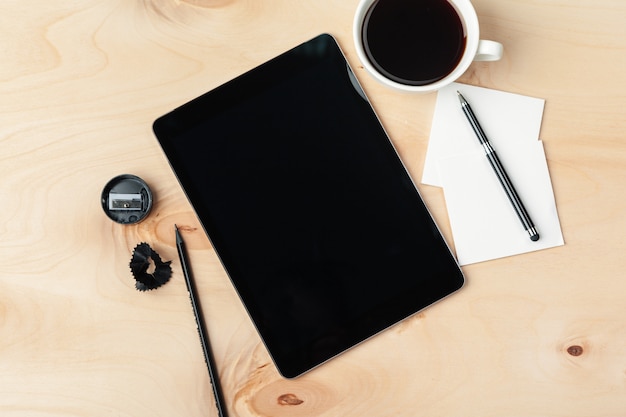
left=1, top=1, right=625, bottom=416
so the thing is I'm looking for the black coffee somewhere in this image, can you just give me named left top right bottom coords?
left=362, top=0, right=466, bottom=86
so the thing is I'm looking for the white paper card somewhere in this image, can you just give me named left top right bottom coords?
left=439, top=141, right=564, bottom=265
left=422, top=83, right=564, bottom=265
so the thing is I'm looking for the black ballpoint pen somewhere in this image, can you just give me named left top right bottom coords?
left=456, top=91, right=540, bottom=241
left=175, top=225, right=229, bottom=417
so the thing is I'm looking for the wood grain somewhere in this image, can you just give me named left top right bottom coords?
left=1, top=0, right=625, bottom=416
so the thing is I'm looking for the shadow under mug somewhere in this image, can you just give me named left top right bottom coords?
left=353, top=0, right=503, bottom=93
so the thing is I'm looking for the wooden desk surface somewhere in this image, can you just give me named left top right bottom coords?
left=1, top=1, right=625, bottom=415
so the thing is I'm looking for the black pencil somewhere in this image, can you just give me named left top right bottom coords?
left=175, top=225, right=229, bottom=417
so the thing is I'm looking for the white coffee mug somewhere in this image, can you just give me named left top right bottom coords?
left=353, top=0, right=503, bottom=93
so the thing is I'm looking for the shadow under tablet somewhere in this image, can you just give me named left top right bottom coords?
left=153, top=33, right=464, bottom=378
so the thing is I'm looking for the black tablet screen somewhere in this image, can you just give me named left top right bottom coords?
left=153, top=34, right=464, bottom=378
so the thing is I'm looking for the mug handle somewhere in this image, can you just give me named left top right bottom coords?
left=474, top=40, right=503, bottom=61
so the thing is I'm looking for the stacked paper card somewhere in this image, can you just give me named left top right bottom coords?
left=422, top=83, right=564, bottom=265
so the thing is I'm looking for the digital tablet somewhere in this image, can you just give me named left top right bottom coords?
left=153, top=34, right=464, bottom=378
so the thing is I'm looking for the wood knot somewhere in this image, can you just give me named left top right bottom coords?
left=277, top=393, right=304, bottom=406
left=567, top=345, right=584, bottom=356
left=176, top=224, right=197, bottom=233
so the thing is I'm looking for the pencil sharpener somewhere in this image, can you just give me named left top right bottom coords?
left=101, top=174, right=153, bottom=224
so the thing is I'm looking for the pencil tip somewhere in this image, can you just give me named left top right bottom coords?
left=174, top=224, right=183, bottom=244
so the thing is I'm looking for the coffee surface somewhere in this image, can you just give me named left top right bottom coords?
left=362, top=0, right=466, bottom=86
